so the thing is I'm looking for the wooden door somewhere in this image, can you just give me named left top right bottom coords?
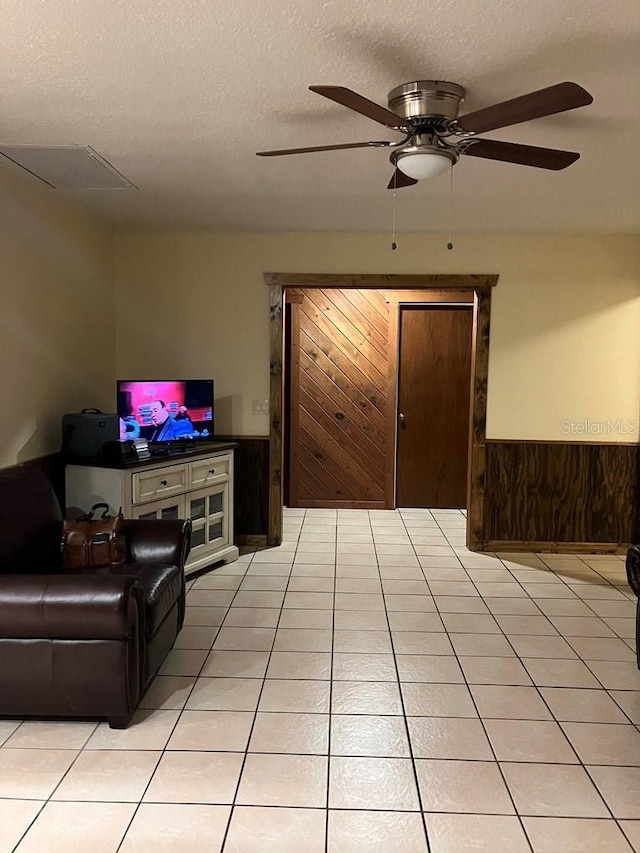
left=396, top=305, right=473, bottom=508
left=287, top=288, right=389, bottom=508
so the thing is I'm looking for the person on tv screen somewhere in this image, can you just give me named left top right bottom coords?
left=174, top=405, right=192, bottom=423
left=149, top=400, right=194, bottom=441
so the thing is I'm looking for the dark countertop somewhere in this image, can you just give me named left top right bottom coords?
left=64, top=441, right=239, bottom=470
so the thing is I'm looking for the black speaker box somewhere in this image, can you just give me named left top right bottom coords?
left=61, top=409, right=119, bottom=458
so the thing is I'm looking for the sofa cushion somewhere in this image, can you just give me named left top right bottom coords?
left=88, top=563, right=182, bottom=637
left=0, top=574, right=142, bottom=640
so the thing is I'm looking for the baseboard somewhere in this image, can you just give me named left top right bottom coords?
left=289, top=501, right=386, bottom=509
left=236, top=534, right=268, bottom=548
left=483, top=540, right=629, bottom=555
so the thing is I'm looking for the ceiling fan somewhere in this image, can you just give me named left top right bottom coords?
left=256, top=80, right=593, bottom=188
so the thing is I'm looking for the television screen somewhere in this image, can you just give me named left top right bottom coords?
left=117, top=380, right=214, bottom=443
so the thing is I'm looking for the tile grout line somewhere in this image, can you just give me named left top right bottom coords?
left=376, top=507, right=433, bottom=853
left=323, top=510, right=338, bottom=853
left=219, top=508, right=305, bottom=851
left=413, top=509, right=536, bottom=850
left=115, top=551, right=256, bottom=852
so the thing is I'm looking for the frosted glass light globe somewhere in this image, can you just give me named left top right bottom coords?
left=397, top=152, right=452, bottom=180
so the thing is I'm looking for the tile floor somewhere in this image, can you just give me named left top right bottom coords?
left=1, top=506, right=640, bottom=852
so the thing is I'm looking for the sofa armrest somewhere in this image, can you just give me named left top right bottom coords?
left=0, top=574, right=143, bottom=640
left=121, top=519, right=192, bottom=570
left=626, top=546, right=640, bottom=596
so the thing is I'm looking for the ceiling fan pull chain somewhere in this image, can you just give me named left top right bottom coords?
left=447, top=163, right=454, bottom=251
left=391, top=185, right=398, bottom=251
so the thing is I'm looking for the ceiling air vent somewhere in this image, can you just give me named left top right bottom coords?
left=0, top=145, right=136, bottom=189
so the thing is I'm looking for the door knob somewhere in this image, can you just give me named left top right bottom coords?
left=398, top=412, right=405, bottom=423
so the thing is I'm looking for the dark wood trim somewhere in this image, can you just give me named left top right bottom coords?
left=467, top=287, right=491, bottom=550
left=217, top=435, right=270, bottom=441
left=384, top=289, right=476, bottom=304
left=385, top=300, right=400, bottom=509
left=265, top=273, right=498, bottom=289
left=268, top=283, right=284, bottom=545
left=267, top=273, right=497, bottom=547
left=236, top=534, right=268, bottom=548
left=301, top=500, right=386, bottom=509
left=487, top=438, right=640, bottom=447
left=288, top=301, right=301, bottom=507
left=485, top=541, right=628, bottom=555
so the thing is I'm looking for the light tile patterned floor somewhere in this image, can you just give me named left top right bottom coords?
left=1, top=506, right=640, bottom=852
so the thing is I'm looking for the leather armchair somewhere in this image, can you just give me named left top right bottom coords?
left=625, top=546, right=640, bottom=668
left=0, top=465, right=191, bottom=728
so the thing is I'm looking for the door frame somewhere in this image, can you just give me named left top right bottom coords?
left=265, top=273, right=498, bottom=550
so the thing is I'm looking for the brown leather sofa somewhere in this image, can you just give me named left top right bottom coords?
left=0, top=465, right=191, bottom=728
left=625, top=546, right=640, bottom=668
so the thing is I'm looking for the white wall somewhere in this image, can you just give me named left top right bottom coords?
left=114, top=231, right=640, bottom=441
left=0, top=168, right=115, bottom=468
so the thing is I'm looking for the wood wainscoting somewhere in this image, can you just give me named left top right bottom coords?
left=216, top=436, right=270, bottom=546
left=484, top=440, right=640, bottom=553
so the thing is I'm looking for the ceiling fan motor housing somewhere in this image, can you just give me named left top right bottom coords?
left=387, top=81, right=465, bottom=122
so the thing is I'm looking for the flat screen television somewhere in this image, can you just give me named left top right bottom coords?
left=117, top=379, right=214, bottom=445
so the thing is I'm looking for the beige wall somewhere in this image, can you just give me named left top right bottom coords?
left=114, top=231, right=640, bottom=442
left=4, top=170, right=636, bottom=467
left=0, top=169, right=115, bottom=468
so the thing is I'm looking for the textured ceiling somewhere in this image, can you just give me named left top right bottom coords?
left=1, top=0, right=639, bottom=232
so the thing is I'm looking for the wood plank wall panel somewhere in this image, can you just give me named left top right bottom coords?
left=211, top=437, right=270, bottom=541
left=485, top=440, right=640, bottom=547
left=293, top=288, right=389, bottom=507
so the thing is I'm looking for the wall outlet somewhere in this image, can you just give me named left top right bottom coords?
left=253, top=398, right=269, bottom=415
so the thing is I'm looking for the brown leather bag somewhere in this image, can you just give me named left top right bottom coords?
left=61, top=503, right=127, bottom=570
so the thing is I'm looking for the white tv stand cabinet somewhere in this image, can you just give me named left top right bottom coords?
left=65, top=442, right=239, bottom=576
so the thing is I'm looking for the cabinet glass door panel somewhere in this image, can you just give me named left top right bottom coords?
left=161, top=505, right=180, bottom=520
left=190, top=496, right=206, bottom=521
left=189, top=483, right=228, bottom=556
left=191, top=525, right=207, bottom=548
left=208, top=520, right=223, bottom=542
left=208, top=492, right=223, bottom=515
left=131, top=495, right=187, bottom=522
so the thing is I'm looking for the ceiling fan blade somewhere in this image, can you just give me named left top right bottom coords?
left=256, top=140, right=390, bottom=157
left=463, top=138, right=580, bottom=170
left=387, top=168, right=418, bottom=189
left=310, top=86, right=407, bottom=130
left=456, top=82, right=593, bottom=134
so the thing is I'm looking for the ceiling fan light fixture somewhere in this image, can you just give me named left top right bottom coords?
left=396, top=150, right=455, bottom=180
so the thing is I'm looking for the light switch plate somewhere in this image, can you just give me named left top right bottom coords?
left=253, top=398, right=269, bottom=415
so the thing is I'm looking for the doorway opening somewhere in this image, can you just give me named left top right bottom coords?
left=266, top=273, right=497, bottom=551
